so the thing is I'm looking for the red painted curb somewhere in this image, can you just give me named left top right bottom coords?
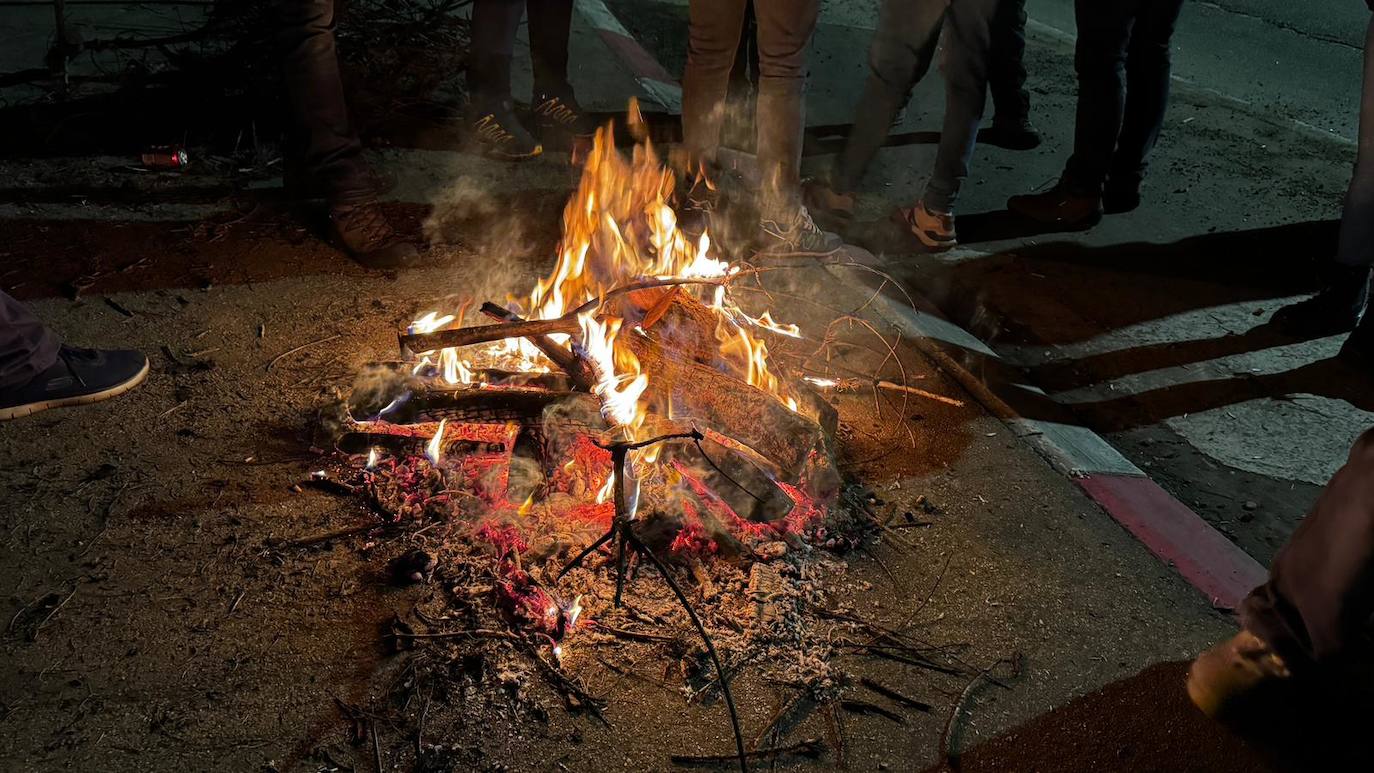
left=1077, top=474, right=1268, bottom=611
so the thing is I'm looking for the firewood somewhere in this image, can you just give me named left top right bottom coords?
left=622, top=332, right=827, bottom=484
left=478, top=302, right=595, bottom=390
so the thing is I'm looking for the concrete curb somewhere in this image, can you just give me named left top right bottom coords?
left=580, top=1, right=1267, bottom=611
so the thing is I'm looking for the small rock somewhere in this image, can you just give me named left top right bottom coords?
left=1243, top=501, right=1259, bottom=511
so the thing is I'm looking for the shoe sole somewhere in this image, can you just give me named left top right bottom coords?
left=1008, top=202, right=1104, bottom=229
left=0, top=359, right=150, bottom=421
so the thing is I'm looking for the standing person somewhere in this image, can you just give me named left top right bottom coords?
left=466, top=0, right=595, bottom=159
left=276, top=0, right=421, bottom=268
left=1007, top=0, right=1186, bottom=226
left=0, top=291, right=148, bottom=421
left=1272, top=6, right=1374, bottom=361
left=803, top=0, right=1002, bottom=250
left=1188, top=427, right=1374, bottom=716
left=681, top=0, right=839, bottom=253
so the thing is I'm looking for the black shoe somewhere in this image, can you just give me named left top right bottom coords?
left=758, top=205, right=843, bottom=255
left=1103, top=183, right=1142, bottom=214
left=1341, top=316, right=1374, bottom=362
left=1272, top=265, right=1371, bottom=338
left=532, top=92, right=597, bottom=137
left=1008, top=182, right=1104, bottom=227
left=0, top=346, right=148, bottom=420
left=468, top=100, right=543, bottom=160
left=329, top=201, right=423, bottom=269
left=980, top=118, right=1043, bottom=151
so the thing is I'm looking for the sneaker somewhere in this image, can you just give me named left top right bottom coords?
left=1007, top=182, right=1104, bottom=228
left=979, top=118, right=1043, bottom=151
left=1187, top=629, right=1292, bottom=719
left=468, top=100, right=543, bottom=160
left=0, top=346, right=149, bottom=421
left=802, top=179, right=856, bottom=230
left=901, top=200, right=957, bottom=250
left=532, top=92, right=597, bottom=137
left=1272, top=264, right=1370, bottom=338
left=329, top=201, right=422, bottom=269
left=758, top=205, right=843, bottom=254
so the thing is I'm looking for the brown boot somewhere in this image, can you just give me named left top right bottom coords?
left=328, top=201, right=422, bottom=269
left=1187, top=629, right=1292, bottom=719
left=1008, top=182, right=1104, bottom=228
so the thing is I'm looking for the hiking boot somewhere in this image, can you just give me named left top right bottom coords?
left=329, top=201, right=422, bottom=269
left=1008, top=182, right=1104, bottom=228
left=901, top=200, right=957, bottom=251
left=532, top=91, right=597, bottom=137
left=677, top=174, right=719, bottom=238
left=468, top=100, right=543, bottom=160
left=980, top=117, right=1043, bottom=151
left=802, top=178, right=856, bottom=230
left=758, top=205, right=843, bottom=255
left=1187, top=629, right=1292, bottom=719
left=1272, top=264, right=1370, bottom=338
left=0, top=346, right=149, bottom=421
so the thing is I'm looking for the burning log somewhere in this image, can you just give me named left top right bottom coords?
left=478, top=302, right=595, bottom=391
left=621, top=332, right=828, bottom=485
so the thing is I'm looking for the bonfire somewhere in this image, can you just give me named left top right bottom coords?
left=319, top=102, right=886, bottom=771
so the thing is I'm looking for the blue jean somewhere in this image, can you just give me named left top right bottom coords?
left=832, top=0, right=999, bottom=212
left=1061, top=0, right=1185, bottom=196
left=1337, top=16, right=1374, bottom=269
left=0, top=291, right=60, bottom=390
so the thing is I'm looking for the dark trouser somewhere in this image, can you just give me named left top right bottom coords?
left=682, top=0, right=820, bottom=213
left=0, top=291, right=60, bottom=390
left=1338, top=16, right=1374, bottom=269
left=469, top=0, right=575, bottom=106
left=833, top=0, right=998, bottom=212
left=1243, top=429, right=1374, bottom=667
left=1062, top=0, right=1185, bottom=196
left=276, top=0, right=372, bottom=205
left=988, top=0, right=1030, bottom=125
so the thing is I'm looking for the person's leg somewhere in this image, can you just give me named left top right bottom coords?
left=469, top=0, right=523, bottom=106
left=1241, top=429, right=1374, bottom=667
left=987, top=0, right=1030, bottom=125
left=465, top=0, right=544, bottom=158
left=682, top=0, right=748, bottom=168
left=276, top=0, right=420, bottom=267
left=1061, top=0, right=1136, bottom=196
left=275, top=0, right=371, bottom=205
left=921, top=0, right=998, bottom=215
left=830, top=0, right=948, bottom=194
left=1273, top=15, right=1374, bottom=338
left=751, top=0, right=820, bottom=214
left=1105, top=0, right=1185, bottom=205
left=0, top=291, right=148, bottom=421
left=0, top=291, right=59, bottom=391
left=527, top=0, right=573, bottom=97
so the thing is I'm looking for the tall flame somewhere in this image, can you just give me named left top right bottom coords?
left=409, top=106, right=805, bottom=455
